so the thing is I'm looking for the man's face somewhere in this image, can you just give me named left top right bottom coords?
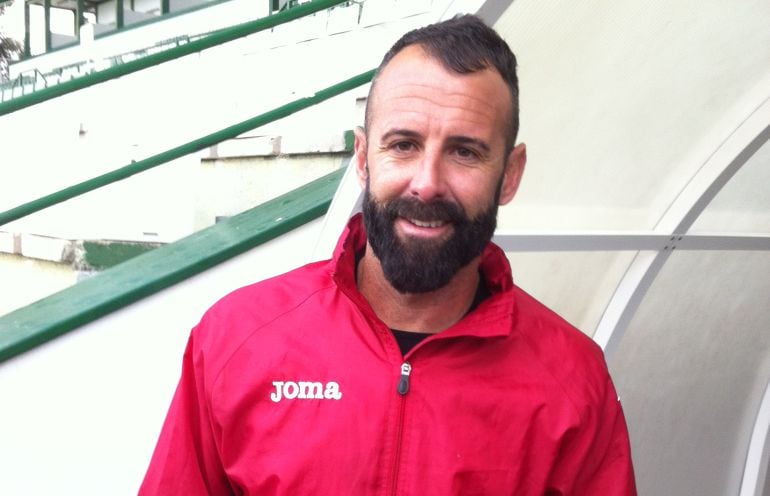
left=355, top=45, right=526, bottom=293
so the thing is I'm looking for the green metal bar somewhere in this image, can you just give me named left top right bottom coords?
left=0, top=0, right=348, bottom=116
left=161, top=0, right=169, bottom=14
left=0, top=68, right=375, bottom=227
left=74, top=1, right=79, bottom=37
left=116, top=0, right=124, bottom=28
left=0, top=167, right=344, bottom=363
left=23, top=1, right=30, bottom=57
left=44, top=0, right=52, bottom=52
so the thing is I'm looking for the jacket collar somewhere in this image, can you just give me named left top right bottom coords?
left=331, top=214, right=516, bottom=339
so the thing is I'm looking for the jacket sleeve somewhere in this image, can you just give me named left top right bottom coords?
left=547, top=376, right=638, bottom=495
left=139, top=331, right=232, bottom=495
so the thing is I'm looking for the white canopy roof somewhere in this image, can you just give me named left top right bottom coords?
left=487, top=1, right=770, bottom=494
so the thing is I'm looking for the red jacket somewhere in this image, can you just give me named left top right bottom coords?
left=141, top=215, right=636, bottom=495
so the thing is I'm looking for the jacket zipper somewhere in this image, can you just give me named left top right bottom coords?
left=390, top=362, right=412, bottom=495
left=397, top=362, right=412, bottom=395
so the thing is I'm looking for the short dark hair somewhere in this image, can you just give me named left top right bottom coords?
left=365, top=14, right=520, bottom=151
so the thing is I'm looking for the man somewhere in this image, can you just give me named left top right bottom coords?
left=141, top=15, right=636, bottom=495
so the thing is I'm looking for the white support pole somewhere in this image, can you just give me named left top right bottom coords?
left=591, top=249, right=668, bottom=357
left=739, top=377, right=770, bottom=496
left=492, top=232, right=770, bottom=252
left=310, top=159, right=362, bottom=261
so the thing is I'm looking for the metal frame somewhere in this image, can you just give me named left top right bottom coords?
left=75, top=0, right=84, bottom=38
left=740, top=376, right=770, bottom=496
left=116, top=0, right=123, bottom=28
left=492, top=233, right=770, bottom=252
left=593, top=96, right=770, bottom=359
left=23, top=1, right=30, bottom=57
left=43, top=0, right=52, bottom=52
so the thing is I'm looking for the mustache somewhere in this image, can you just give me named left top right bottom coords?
left=380, top=197, right=469, bottom=224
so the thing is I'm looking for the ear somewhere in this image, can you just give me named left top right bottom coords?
left=353, top=126, right=368, bottom=189
left=498, top=143, right=526, bottom=205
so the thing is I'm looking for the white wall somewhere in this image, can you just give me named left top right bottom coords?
left=0, top=218, right=326, bottom=496
left=0, top=253, right=79, bottom=314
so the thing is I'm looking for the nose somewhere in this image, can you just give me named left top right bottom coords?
left=409, top=147, right=447, bottom=202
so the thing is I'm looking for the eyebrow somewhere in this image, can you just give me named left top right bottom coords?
left=380, top=129, right=422, bottom=143
left=447, top=135, right=491, bottom=154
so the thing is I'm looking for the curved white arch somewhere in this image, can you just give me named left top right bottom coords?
left=311, top=158, right=363, bottom=261
left=594, top=95, right=770, bottom=358
left=739, top=376, right=770, bottom=496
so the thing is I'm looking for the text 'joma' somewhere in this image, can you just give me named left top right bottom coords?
left=270, top=381, right=343, bottom=402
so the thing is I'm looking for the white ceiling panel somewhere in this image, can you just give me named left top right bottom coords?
left=492, top=0, right=770, bottom=230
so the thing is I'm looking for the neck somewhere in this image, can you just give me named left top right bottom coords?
left=357, top=243, right=481, bottom=333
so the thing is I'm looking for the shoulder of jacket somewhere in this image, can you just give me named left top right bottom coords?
left=189, top=259, right=335, bottom=377
left=511, top=285, right=610, bottom=415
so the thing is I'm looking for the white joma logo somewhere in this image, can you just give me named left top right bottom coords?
left=270, top=381, right=342, bottom=403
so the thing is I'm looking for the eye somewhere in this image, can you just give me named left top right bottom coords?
left=456, top=147, right=473, bottom=157
left=392, top=141, right=416, bottom=153
left=454, top=146, right=480, bottom=161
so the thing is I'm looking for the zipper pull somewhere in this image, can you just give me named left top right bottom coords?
left=397, top=362, right=412, bottom=395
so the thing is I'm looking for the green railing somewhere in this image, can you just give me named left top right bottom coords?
left=0, top=0, right=379, bottom=362
left=0, top=68, right=374, bottom=227
left=0, top=0, right=351, bottom=117
left=0, top=35, right=194, bottom=103
left=0, top=167, right=345, bottom=363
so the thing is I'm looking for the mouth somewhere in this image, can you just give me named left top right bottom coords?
left=396, top=216, right=453, bottom=240
left=408, top=218, right=447, bottom=228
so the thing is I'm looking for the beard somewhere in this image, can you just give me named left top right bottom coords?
left=362, top=179, right=500, bottom=294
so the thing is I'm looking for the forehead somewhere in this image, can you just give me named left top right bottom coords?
left=369, top=45, right=511, bottom=141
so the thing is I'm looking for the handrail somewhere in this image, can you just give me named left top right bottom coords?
left=0, top=0, right=351, bottom=117
left=3, top=69, right=46, bottom=98
left=0, top=167, right=345, bottom=363
left=0, top=34, right=192, bottom=102
left=0, top=68, right=375, bottom=227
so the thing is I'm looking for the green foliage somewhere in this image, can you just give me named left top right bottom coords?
left=0, top=0, right=21, bottom=81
